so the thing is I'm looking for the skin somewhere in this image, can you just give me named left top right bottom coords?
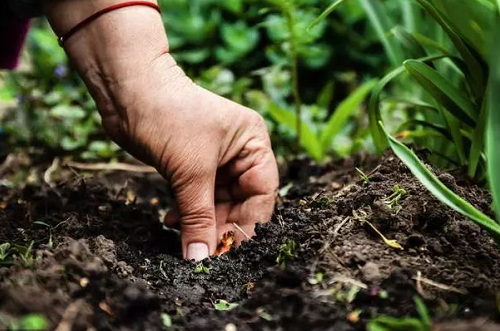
left=42, top=0, right=279, bottom=261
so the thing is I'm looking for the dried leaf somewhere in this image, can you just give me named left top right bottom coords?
left=214, top=231, right=235, bottom=256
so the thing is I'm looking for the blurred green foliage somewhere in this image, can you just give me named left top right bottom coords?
left=0, top=0, right=397, bottom=161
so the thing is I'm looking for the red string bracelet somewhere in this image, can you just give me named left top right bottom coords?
left=57, top=1, right=161, bottom=47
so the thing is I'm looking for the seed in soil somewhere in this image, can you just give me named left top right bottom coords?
left=214, top=231, right=235, bottom=256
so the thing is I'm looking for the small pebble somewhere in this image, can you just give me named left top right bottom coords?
left=361, top=262, right=381, bottom=282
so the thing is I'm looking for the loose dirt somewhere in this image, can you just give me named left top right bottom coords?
left=0, top=153, right=499, bottom=331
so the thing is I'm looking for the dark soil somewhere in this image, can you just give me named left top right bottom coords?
left=0, top=153, right=499, bottom=331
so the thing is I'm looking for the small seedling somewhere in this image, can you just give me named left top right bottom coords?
left=256, top=307, right=273, bottom=321
left=279, top=182, right=294, bottom=197
left=356, top=168, right=370, bottom=184
left=367, top=296, right=431, bottom=331
left=34, top=221, right=54, bottom=248
left=213, top=299, right=238, bottom=311
left=276, top=239, right=297, bottom=267
left=161, top=313, right=172, bottom=328
left=193, top=262, right=210, bottom=275
left=384, top=184, right=408, bottom=211
left=14, top=241, right=37, bottom=268
left=308, top=272, right=324, bottom=285
left=0, top=243, right=12, bottom=261
left=336, top=285, right=361, bottom=304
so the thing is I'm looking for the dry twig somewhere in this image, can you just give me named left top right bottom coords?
left=65, top=161, right=156, bottom=173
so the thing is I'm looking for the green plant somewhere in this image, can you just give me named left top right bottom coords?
left=487, top=14, right=500, bottom=219
left=0, top=314, right=48, bottom=331
left=194, top=262, right=210, bottom=274
left=267, top=80, right=376, bottom=161
left=380, top=122, right=500, bottom=240
left=308, top=272, right=324, bottom=285
left=384, top=184, right=408, bottom=210
left=356, top=168, right=370, bottom=184
left=368, top=0, right=497, bottom=178
left=34, top=221, right=54, bottom=248
left=315, top=0, right=500, bottom=238
left=0, top=243, right=12, bottom=261
left=161, top=313, right=172, bottom=328
left=14, top=241, right=37, bottom=268
left=276, top=239, right=297, bottom=267
left=367, top=297, right=431, bottom=331
left=213, top=299, right=239, bottom=311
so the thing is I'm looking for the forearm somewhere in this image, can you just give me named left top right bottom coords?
left=42, top=0, right=178, bottom=118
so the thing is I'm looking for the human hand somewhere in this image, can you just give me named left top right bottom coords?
left=44, top=0, right=279, bottom=261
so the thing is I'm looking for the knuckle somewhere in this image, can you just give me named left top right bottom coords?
left=249, top=111, right=267, bottom=130
left=181, top=214, right=215, bottom=229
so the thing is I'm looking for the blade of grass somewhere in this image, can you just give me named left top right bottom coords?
left=412, top=0, right=485, bottom=99
left=369, top=66, right=406, bottom=153
left=392, top=26, right=427, bottom=58
left=404, top=60, right=477, bottom=125
left=487, top=15, right=500, bottom=219
left=309, top=0, right=349, bottom=30
left=359, top=0, right=405, bottom=67
left=379, top=121, right=500, bottom=237
left=320, top=80, right=375, bottom=152
left=440, top=109, right=466, bottom=166
left=401, top=1, right=417, bottom=32
left=468, top=98, right=488, bottom=177
left=414, top=297, right=431, bottom=326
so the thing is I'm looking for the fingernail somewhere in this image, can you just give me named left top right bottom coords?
left=186, top=243, right=209, bottom=261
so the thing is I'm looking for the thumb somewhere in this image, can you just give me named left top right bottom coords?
left=174, top=174, right=217, bottom=261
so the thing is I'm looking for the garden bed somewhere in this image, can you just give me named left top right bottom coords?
left=0, top=153, right=499, bottom=331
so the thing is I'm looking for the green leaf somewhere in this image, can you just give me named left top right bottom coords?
left=367, top=316, right=427, bottom=331
left=221, top=21, right=259, bottom=55
left=161, top=313, right=172, bottom=327
left=440, top=109, right=466, bottom=166
left=431, top=0, right=496, bottom=58
left=34, top=221, right=52, bottom=228
left=412, top=0, right=486, bottom=99
left=368, top=66, right=406, bottom=153
left=392, top=26, right=426, bottom=58
left=19, top=314, right=48, bottom=330
left=414, top=297, right=431, bottom=326
left=487, top=15, right=500, bottom=220
left=213, top=299, right=239, bottom=311
left=320, top=80, right=375, bottom=152
left=404, top=60, right=477, bottom=126
left=308, top=0, right=349, bottom=30
left=268, top=103, right=323, bottom=161
left=468, top=98, right=488, bottom=177
left=194, top=263, right=210, bottom=274
left=367, top=51, right=451, bottom=154
left=50, top=105, right=86, bottom=120
left=359, top=0, right=405, bottom=67
left=379, top=121, right=500, bottom=237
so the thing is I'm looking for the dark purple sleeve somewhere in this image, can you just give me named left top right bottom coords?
left=0, top=19, right=30, bottom=70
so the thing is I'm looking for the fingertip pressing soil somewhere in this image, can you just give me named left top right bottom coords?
left=0, top=153, right=499, bottom=331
